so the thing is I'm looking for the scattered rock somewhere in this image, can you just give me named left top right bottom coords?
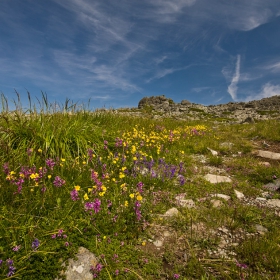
left=210, top=194, right=231, bottom=201
left=242, top=116, right=255, bottom=123
left=204, top=174, right=232, bottom=184
left=234, top=190, right=245, bottom=199
left=175, top=195, right=195, bottom=208
left=211, top=199, right=224, bottom=208
left=255, top=150, right=280, bottom=160
left=55, top=247, right=98, bottom=280
left=254, top=224, right=268, bottom=235
left=207, top=147, right=218, bottom=156
left=163, top=207, right=180, bottom=217
left=153, top=239, right=164, bottom=248
left=267, top=199, right=280, bottom=208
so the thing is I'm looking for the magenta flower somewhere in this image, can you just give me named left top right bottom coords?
left=53, top=176, right=65, bottom=187
left=46, top=158, right=56, bottom=170
left=70, top=189, right=79, bottom=201
left=85, top=199, right=101, bottom=213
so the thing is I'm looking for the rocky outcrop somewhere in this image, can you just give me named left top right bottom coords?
left=116, top=95, right=280, bottom=123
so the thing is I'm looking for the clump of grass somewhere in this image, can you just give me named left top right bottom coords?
left=1, top=92, right=280, bottom=279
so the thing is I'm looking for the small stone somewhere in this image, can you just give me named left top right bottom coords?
left=256, top=197, right=267, bottom=201
left=259, top=162, right=271, bottom=167
left=211, top=194, right=231, bottom=201
left=267, top=199, right=280, bottom=208
left=256, top=150, right=280, bottom=160
left=211, top=199, right=223, bottom=208
left=176, top=198, right=195, bottom=208
left=153, top=239, right=164, bottom=247
left=255, top=224, right=268, bottom=234
left=55, top=247, right=98, bottom=280
left=234, top=190, right=245, bottom=199
left=163, top=207, right=180, bottom=217
left=207, top=147, right=218, bottom=156
left=204, top=174, right=232, bottom=184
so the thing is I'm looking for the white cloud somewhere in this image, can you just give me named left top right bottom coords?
left=265, top=61, right=280, bottom=73
left=146, top=65, right=192, bottom=83
left=227, top=55, right=241, bottom=101
left=245, top=83, right=280, bottom=101
left=147, top=0, right=197, bottom=23
left=192, top=87, right=211, bottom=93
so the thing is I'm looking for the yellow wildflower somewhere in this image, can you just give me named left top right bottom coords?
left=38, top=148, right=42, bottom=153
left=129, top=193, right=134, bottom=199
left=48, top=175, right=52, bottom=179
left=84, top=193, right=89, bottom=200
left=30, top=173, right=39, bottom=179
left=136, top=195, right=143, bottom=201
left=88, top=188, right=93, bottom=193
left=75, top=186, right=81, bottom=191
left=61, top=158, right=66, bottom=162
left=124, top=201, right=128, bottom=207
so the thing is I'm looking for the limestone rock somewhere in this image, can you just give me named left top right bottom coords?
left=210, top=194, right=231, bottom=201
left=256, top=150, right=280, bottom=160
left=55, top=247, right=98, bottom=280
left=234, top=190, right=245, bottom=199
left=267, top=199, right=280, bottom=208
left=163, top=207, right=180, bottom=217
left=204, top=174, right=232, bottom=184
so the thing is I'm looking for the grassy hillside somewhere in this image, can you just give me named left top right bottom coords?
left=0, top=95, right=280, bottom=279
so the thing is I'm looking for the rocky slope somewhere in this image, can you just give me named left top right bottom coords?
left=115, top=95, right=280, bottom=123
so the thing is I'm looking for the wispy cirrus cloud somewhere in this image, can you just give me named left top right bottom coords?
left=264, top=61, right=280, bottom=73
left=226, top=55, right=241, bottom=101
left=146, top=65, right=193, bottom=83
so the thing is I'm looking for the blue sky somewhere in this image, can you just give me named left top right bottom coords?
left=1, top=0, right=280, bottom=110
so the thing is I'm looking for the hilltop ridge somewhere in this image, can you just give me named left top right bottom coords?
left=114, top=95, right=280, bottom=123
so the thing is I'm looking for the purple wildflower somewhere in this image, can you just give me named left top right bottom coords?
left=87, top=148, right=94, bottom=161
left=134, top=201, right=142, bottom=221
left=46, top=158, right=56, bottom=170
left=32, top=238, right=40, bottom=250
left=7, top=265, right=16, bottom=277
left=12, top=245, right=21, bottom=252
left=85, top=199, right=101, bottom=213
left=6, top=259, right=13, bottom=266
left=70, top=189, right=79, bottom=201
left=53, top=176, right=65, bottom=187
left=3, top=162, right=9, bottom=175
left=178, top=175, right=186, bottom=186
left=174, top=274, right=180, bottom=279
left=137, top=182, right=144, bottom=194
left=236, top=261, right=248, bottom=269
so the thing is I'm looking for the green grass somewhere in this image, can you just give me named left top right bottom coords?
left=1, top=93, right=280, bottom=279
